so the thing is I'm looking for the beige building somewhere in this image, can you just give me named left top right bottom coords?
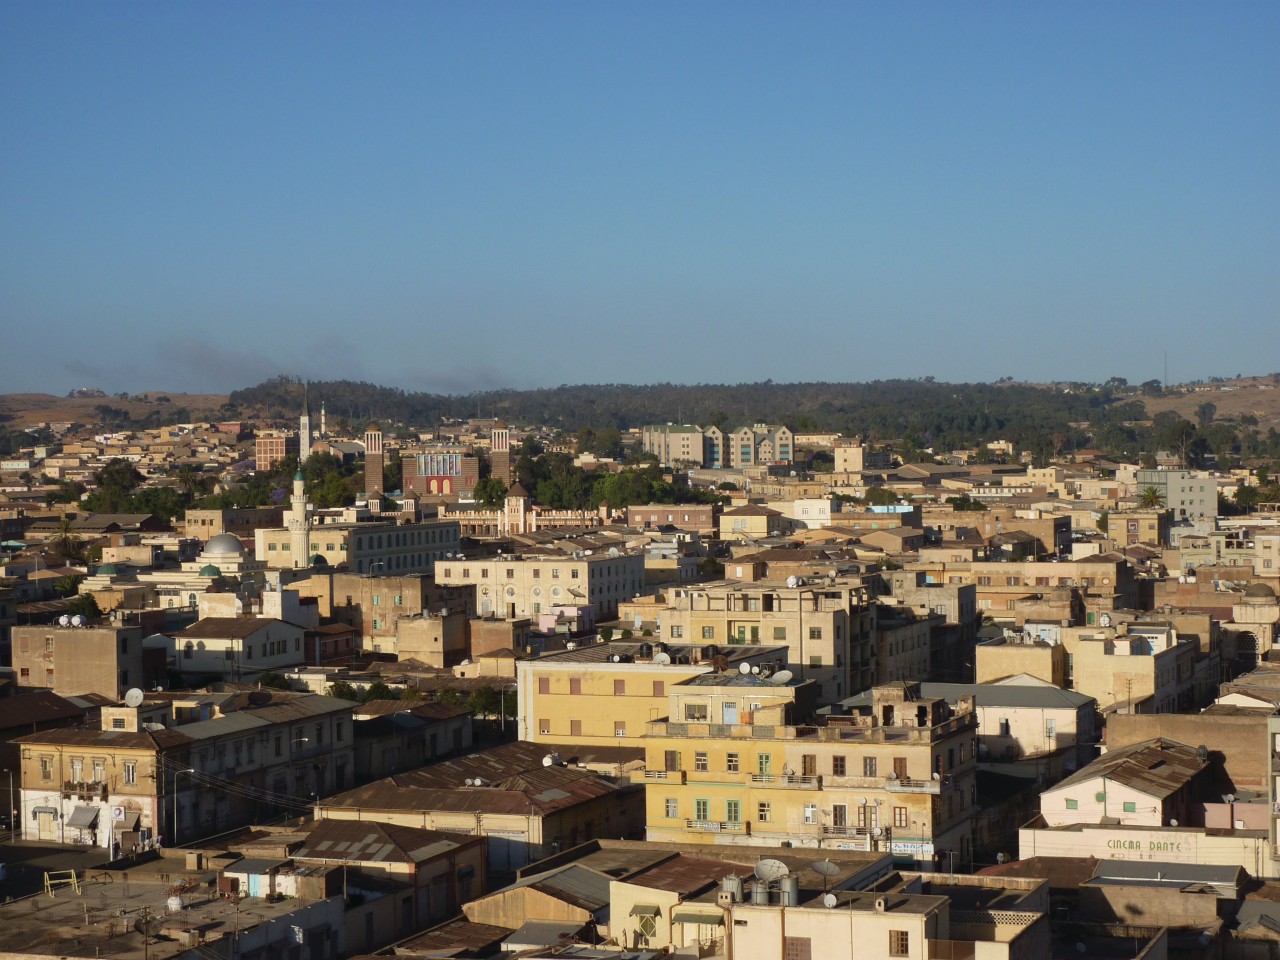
left=255, top=516, right=460, bottom=574
left=12, top=623, right=152, bottom=699
left=516, top=639, right=789, bottom=747
left=618, top=575, right=876, bottom=703
left=436, top=551, right=645, bottom=621
left=645, top=682, right=979, bottom=867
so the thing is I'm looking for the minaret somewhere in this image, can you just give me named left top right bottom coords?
left=299, top=383, right=312, bottom=463
left=320, top=401, right=327, bottom=439
left=287, top=470, right=311, bottom=568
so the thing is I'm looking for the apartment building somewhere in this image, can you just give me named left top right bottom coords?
left=910, top=556, right=1138, bottom=622
left=515, top=640, right=789, bottom=747
left=619, top=576, right=876, bottom=702
left=254, top=431, right=299, bottom=471
left=728, top=423, right=794, bottom=468
left=641, top=424, right=719, bottom=468
left=1135, top=468, right=1216, bottom=520
left=166, top=616, right=307, bottom=682
left=288, top=571, right=474, bottom=649
left=435, top=551, right=645, bottom=621
left=182, top=505, right=285, bottom=539
left=644, top=682, right=978, bottom=867
left=255, top=517, right=461, bottom=574
left=11, top=623, right=156, bottom=699
left=833, top=439, right=893, bottom=474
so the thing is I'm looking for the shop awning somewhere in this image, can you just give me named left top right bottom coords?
left=67, top=806, right=99, bottom=828
left=113, top=811, right=140, bottom=832
left=629, top=904, right=660, bottom=917
left=672, top=909, right=724, bottom=925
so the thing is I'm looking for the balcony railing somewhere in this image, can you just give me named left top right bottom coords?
left=62, top=780, right=109, bottom=799
left=750, top=773, right=821, bottom=790
left=821, top=824, right=889, bottom=839
left=685, top=819, right=750, bottom=835
left=886, top=777, right=943, bottom=794
left=645, top=769, right=686, bottom=783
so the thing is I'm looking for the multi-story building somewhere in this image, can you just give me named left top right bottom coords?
left=166, top=616, right=307, bottom=682
left=400, top=444, right=480, bottom=497
left=15, top=691, right=354, bottom=849
left=11, top=623, right=157, bottom=699
left=619, top=576, right=876, bottom=702
left=181, top=505, right=285, bottom=540
left=626, top=502, right=720, bottom=533
left=254, top=431, right=299, bottom=471
left=641, top=424, right=718, bottom=468
left=516, top=639, right=790, bottom=747
left=727, top=423, right=794, bottom=469
left=288, top=571, right=474, bottom=649
left=1135, top=468, right=1217, bottom=521
left=435, top=551, right=645, bottom=621
left=833, top=439, right=893, bottom=474
left=644, top=682, right=978, bottom=867
left=255, top=517, right=460, bottom=574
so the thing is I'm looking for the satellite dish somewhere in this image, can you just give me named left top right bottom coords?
left=1225, top=794, right=1236, bottom=803
left=772, top=670, right=794, bottom=685
left=59, top=615, right=71, bottom=627
left=932, top=772, right=941, bottom=781
left=786, top=576, right=799, bottom=588
left=124, top=688, right=145, bottom=708
left=542, top=755, right=555, bottom=767
left=70, top=615, right=84, bottom=627
left=812, top=859, right=841, bottom=878
left=653, top=652, right=672, bottom=666
left=612, top=654, right=623, bottom=663
left=872, top=826, right=884, bottom=837
left=751, top=666, right=761, bottom=675
left=1169, top=818, right=1178, bottom=827
left=822, top=893, right=838, bottom=909
left=858, top=797, right=867, bottom=806
left=754, top=859, right=789, bottom=883
left=739, top=661, right=752, bottom=675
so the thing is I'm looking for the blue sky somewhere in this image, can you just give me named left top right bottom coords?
left=2, top=2, right=1276, bottom=395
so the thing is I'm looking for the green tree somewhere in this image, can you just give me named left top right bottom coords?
left=1097, top=510, right=1109, bottom=534
left=48, top=517, right=84, bottom=561
left=1195, top=402, right=1217, bottom=428
left=91, top=459, right=145, bottom=511
left=467, top=686, right=501, bottom=718
left=256, top=672, right=292, bottom=690
left=1138, top=486, right=1166, bottom=509
left=473, top=476, right=508, bottom=508
left=54, top=574, right=83, bottom=597
left=327, top=680, right=359, bottom=701
left=67, top=593, right=101, bottom=619
left=362, top=681, right=395, bottom=702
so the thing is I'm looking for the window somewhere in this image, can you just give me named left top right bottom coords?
left=695, top=799, right=709, bottom=821
left=999, top=718, right=1011, bottom=736
left=774, top=626, right=787, bottom=640
left=669, top=626, right=683, bottom=638
left=538, top=677, right=550, bottom=695
left=808, top=627, right=822, bottom=640
left=614, top=679, right=625, bottom=696
left=727, top=752, right=739, bottom=773
left=702, top=626, right=715, bottom=639
left=112, top=717, right=126, bottom=730
left=372, top=595, right=381, bottom=607
left=784, top=937, right=812, bottom=960
left=1065, top=798, right=1078, bottom=810
left=540, top=720, right=551, bottom=735
left=570, top=678, right=582, bottom=696
left=757, top=801, right=771, bottom=822
left=1123, top=801, right=1136, bottom=813
left=695, top=752, right=708, bottom=771
left=684, top=703, right=708, bottom=722
left=40, top=757, right=52, bottom=781
left=92, top=759, right=105, bottom=782
left=614, top=721, right=626, bottom=737
left=757, top=753, right=772, bottom=776
left=665, top=798, right=678, bottom=819
left=123, top=762, right=137, bottom=785
left=894, top=757, right=908, bottom=780
left=809, top=655, right=822, bottom=667
left=889, top=930, right=910, bottom=956
left=652, top=681, right=665, bottom=697
left=664, top=750, right=680, bottom=772
left=727, top=799, right=741, bottom=823
left=863, top=756, right=877, bottom=777
left=832, top=755, right=846, bottom=776
left=803, top=803, right=818, bottom=825
left=894, top=806, right=908, bottom=828
left=70, top=758, right=83, bottom=781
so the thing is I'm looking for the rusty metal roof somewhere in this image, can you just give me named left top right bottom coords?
left=1053, top=738, right=1206, bottom=799
left=293, top=819, right=475, bottom=865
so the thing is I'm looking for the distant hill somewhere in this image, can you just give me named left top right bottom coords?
left=0, top=392, right=228, bottom=430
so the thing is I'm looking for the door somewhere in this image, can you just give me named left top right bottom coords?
left=722, top=702, right=739, bottom=725
left=832, top=804, right=847, bottom=828
left=37, top=811, right=57, bottom=841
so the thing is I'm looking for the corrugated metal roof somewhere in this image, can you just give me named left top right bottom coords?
left=840, top=681, right=1094, bottom=711
left=1052, top=738, right=1206, bottom=798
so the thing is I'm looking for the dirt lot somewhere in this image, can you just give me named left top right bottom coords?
left=1137, top=375, right=1280, bottom=432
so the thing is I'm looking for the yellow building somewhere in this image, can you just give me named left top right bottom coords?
left=618, top=576, right=876, bottom=703
left=436, top=551, right=645, bottom=621
left=644, top=682, right=978, bottom=867
left=516, top=639, right=789, bottom=747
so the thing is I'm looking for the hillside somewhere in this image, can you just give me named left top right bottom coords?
left=0, top=392, right=228, bottom=429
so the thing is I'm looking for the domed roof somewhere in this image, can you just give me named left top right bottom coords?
left=1245, top=582, right=1276, bottom=599
left=204, top=534, right=245, bottom=556
left=97, top=563, right=119, bottom=576
left=199, top=564, right=222, bottom=577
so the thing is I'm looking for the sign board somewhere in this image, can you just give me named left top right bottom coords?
left=112, top=805, right=126, bottom=822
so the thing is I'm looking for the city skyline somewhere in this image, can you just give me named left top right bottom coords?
left=3, top=2, right=1276, bottom=395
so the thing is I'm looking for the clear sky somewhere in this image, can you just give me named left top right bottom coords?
left=2, top=2, right=1276, bottom=395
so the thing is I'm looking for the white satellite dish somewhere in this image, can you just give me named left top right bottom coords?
left=754, top=858, right=789, bottom=883
left=739, top=662, right=752, bottom=675
left=812, top=859, right=841, bottom=879
left=772, top=670, right=794, bottom=685
left=59, top=615, right=72, bottom=627
left=653, top=652, right=671, bottom=666
left=124, top=688, right=145, bottom=708
left=1169, top=818, right=1178, bottom=826
left=822, top=893, right=838, bottom=909
left=872, top=826, right=884, bottom=838
left=858, top=797, right=867, bottom=806
left=786, top=576, right=799, bottom=588
left=751, top=666, right=761, bottom=675
left=542, top=755, right=555, bottom=767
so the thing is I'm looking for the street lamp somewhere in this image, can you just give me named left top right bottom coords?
left=2, top=768, right=12, bottom=840
left=500, top=683, right=518, bottom=735
left=172, top=769, right=195, bottom=845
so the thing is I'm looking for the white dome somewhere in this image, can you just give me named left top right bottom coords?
left=204, top=534, right=246, bottom=556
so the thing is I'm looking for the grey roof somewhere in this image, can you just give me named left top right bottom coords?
left=838, top=681, right=1094, bottom=711
left=504, top=919, right=591, bottom=948
left=223, top=857, right=291, bottom=875
left=1086, top=858, right=1242, bottom=895
left=501, top=863, right=613, bottom=913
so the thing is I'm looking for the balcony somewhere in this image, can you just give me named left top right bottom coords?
left=644, top=769, right=686, bottom=784
left=821, top=824, right=889, bottom=840
left=62, top=780, right=109, bottom=800
left=886, top=777, right=944, bottom=794
left=685, top=819, right=750, bottom=835
left=750, top=773, right=821, bottom=790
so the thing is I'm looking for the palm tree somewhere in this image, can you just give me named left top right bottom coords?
left=1138, top=486, right=1166, bottom=509
left=48, top=517, right=83, bottom=561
